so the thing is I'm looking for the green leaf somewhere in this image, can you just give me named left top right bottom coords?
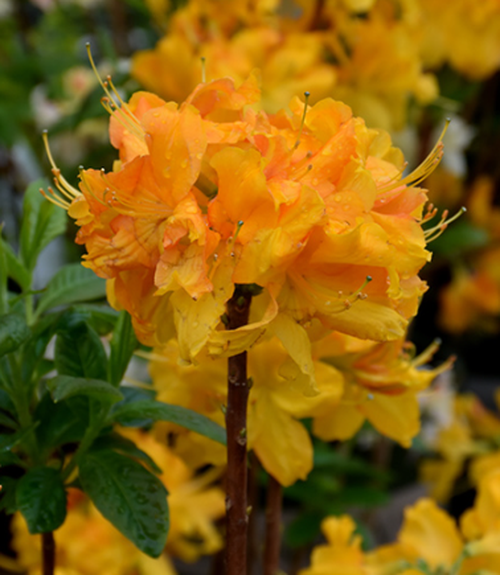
left=19, top=179, right=67, bottom=272
left=55, top=322, right=107, bottom=380
left=92, top=433, right=162, bottom=474
left=35, top=394, right=90, bottom=454
left=0, top=424, right=39, bottom=453
left=47, top=375, right=123, bottom=403
left=0, top=312, right=30, bottom=358
left=79, top=449, right=169, bottom=557
left=16, top=467, right=66, bottom=533
left=35, top=264, right=106, bottom=318
left=0, top=238, right=31, bottom=291
left=21, top=312, right=61, bottom=384
left=71, top=304, right=119, bottom=335
left=108, top=311, right=138, bottom=387
left=109, top=400, right=226, bottom=445
left=0, top=476, right=19, bottom=514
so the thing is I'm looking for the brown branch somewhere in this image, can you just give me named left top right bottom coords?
left=225, top=288, right=252, bottom=575
left=247, top=452, right=260, bottom=575
left=42, top=532, right=55, bottom=575
left=263, top=473, right=283, bottom=575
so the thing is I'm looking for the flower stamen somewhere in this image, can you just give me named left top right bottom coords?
left=424, top=206, right=466, bottom=242
left=378, top=119, right=450, bottom=194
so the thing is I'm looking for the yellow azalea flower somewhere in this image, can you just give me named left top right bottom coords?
left=311, top=334, right=452, bottom=447
left=299, top=515, right=369, bottom=575
left=44, top=62, right=445, bottom=372
left=150, top=337, right=328, bottom=486
left=420, top=0, right=500, bottom=79
left=326, top=0, right=438, bottom=130
left=461, top=470, right=500, bottom=541
left=131, top=0, right=437, bottom=131
left=303, top=489, right=500, bottom=575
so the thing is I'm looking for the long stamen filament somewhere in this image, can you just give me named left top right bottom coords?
left=424, top=206, right=466, bottom=242
left=378, top=119, right=450, bottom=194
left=294, top=91, right=310, bottom=149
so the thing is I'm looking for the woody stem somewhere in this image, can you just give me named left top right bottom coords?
left=263, top=473, right=283, bottom=575
left=225, top=288, right=252, bottom=575
left=42, top=532, right=55, bottom=575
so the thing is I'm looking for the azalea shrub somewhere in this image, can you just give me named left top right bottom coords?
left=1, top=1, right=500, bottom=575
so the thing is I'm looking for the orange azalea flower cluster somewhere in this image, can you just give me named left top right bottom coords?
left=45, top=71, right=446, bottom=397
left=132, top=0, right=437, bottom=130
left=301, top=468, right=500, bottom=575
left=150, top=334, right=450, bottom=487
left=10, top=430, right=225, bottom=575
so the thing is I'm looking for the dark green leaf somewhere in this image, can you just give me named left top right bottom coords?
left=21, top=312, right=61, bottom=384
left=35, top=394, right=90, bottom=454
left=0, top=388, right=16, bottom=416
left=108, top=312, right=138, bottom=387
left=0, top=424, right=39, bottom=453
left=19, top=180, right=67, bottom=272
left=0, top=476, right=19, bottom=514
left=72, top=304, right=119, bottom=335
left=92, top=433, right=162, bottom=474
left=35, top=264, right=106, bottom=317
left=16, top=467, right=66, bottom=533
left=0, top=238, right=31, bottom=291
left=79, top=449, right=168, bottom=557
left=110, top=400, right=226, bottom=445
left=55, top=322, right=107, bottom=380
left=0, top=312, right=30, bottom=358
left=47, top=375, right=123, bottom=403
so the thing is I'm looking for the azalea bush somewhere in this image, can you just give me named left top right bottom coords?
left=1, top=1, right=500, bottom=575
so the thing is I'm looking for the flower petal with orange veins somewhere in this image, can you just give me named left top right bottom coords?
left=399, top=499, right=463, bottom=570
left=248, top=387, right=313, bottom=487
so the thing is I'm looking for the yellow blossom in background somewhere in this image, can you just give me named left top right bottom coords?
left=420, top=392, right=500, bottom=503
left=310, top=334, right=452, bottom=447
left=302, top=479, right=500, bottom=575
left=131, top=0, right=437, bottom=130
left=419, top=0, right=500, bottom=79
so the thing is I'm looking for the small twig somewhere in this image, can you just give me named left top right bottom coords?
left=42, top=532, right=55, bottom=575
left=263, top=474, right=283, bottom=575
